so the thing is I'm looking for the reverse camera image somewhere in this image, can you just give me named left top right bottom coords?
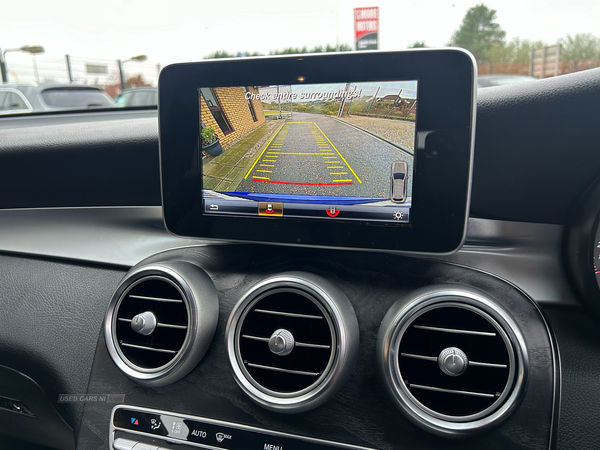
left=200, top=81, right=417, bottom=223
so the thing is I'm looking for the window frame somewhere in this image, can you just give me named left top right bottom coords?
left=243, top=86, right=258, bottom=122
left=0, top=88, right=33, bottom=113
left=200, top=88, right=233, bottom=135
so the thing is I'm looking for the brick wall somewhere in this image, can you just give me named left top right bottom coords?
left=200, top=86, right=265, bottom=148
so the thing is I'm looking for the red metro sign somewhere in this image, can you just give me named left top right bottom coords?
left=354, top=7, right=379, bottom=51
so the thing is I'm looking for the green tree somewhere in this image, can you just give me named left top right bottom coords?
left=509, top=38, right=545, bottom=64
left=450, top=4, right=506, bottom=63
left=329, top=43, right=352, bottom=52
left=205, top=44, right=352, bottom=59
left=485, top=38, right=545, bottom=65
left=558, top=33, right=600, bottom=70
left=270, top=46, right=309, bottom=55
left=408, top=41, right=427, bottom=48
left=204, top=50, right=237, bottom=59
left=270, top=44, right=351, bottom=55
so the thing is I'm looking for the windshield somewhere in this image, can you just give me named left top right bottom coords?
left=1, top=0, right=598, bottom=114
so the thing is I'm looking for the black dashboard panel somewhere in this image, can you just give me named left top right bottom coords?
left=77, top=245, right=557, bottom=450
left=472, top=67, right=600, bottom=224
left=0, top=113, right=161, bottom=209
left=0, top=254, right=126, bottom=441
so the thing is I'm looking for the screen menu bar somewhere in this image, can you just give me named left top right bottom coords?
left=203, top=199, right=410, bottom=224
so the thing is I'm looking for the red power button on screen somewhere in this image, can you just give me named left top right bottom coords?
left=326, top=207, right=340, bottom=217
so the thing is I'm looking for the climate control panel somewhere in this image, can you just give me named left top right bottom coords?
left=110, top=406, right=375, bottom=450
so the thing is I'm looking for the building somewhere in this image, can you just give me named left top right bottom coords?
left=200, top=86, right=265, bottom=148
left=378, top=94, right=400, bottom=103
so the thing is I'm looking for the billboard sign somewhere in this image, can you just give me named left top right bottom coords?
left=354, top=7, right=379, bottom=51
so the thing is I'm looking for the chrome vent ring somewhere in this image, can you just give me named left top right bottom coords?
left=226, top=272, right=359, bottom=413
left=105, top=261, right=219, bottom=387
left=377, top=286, right=528, bottom=436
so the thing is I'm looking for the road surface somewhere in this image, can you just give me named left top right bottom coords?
left=236, top=112, right=413, bottom=199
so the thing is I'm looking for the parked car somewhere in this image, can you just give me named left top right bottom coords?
left=0, top=83, right=115, bottom=113
left=114, top=87, right=158, bottom=107
left=390, top=160, right=408, bottom=203
left=0, top=87, right=33, bottom=114
left=477, top=74, right=538, bottom=88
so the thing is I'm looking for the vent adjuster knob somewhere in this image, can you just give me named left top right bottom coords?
left=438, top=347, right=468, bottom=377
left=269, top=329, right=295, bottom=356
left=131, top=311, right=157, bottom=336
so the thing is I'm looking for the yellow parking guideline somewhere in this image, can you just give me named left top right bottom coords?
left=328, top=166, right=343, bottom=169
left=330, top=172, right=348, bottom=175
left=245, top=122, right=286, bottom=179
left=333, top=179, right=352, bottom=183
left=253, top=176, right=270, bottom=180
left=313, top=123, right=362, bottom=184
left=260, top=164, right=274, bottom=167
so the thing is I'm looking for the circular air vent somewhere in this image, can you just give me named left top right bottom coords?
left=377, top=286, right=527, bottom=436
left=105, top=261, right=219, bottom=386
left=227, top=272, right=359, bottom=413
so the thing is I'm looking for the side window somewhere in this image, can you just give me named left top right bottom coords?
left=0, top=91, right=29, bottom=111
left=116, top=92, right=131, bottom=107
left=200, top=88, right=233, bottom=134
left=130, top=91, right=150, bottom=107
left=149, top=91, right=158, bottom=106
left=7, top=92, right=27, bottom=110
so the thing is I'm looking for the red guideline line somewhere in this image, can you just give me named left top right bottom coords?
left=251, top=179, right=354, bottom=186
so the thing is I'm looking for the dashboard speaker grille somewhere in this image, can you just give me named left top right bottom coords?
left=238, top=288, right=334, bottom=393
left=114, top=276, right=189, bottom=370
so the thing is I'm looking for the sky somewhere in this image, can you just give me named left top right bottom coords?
left=1, top=0, right=598, bottom=70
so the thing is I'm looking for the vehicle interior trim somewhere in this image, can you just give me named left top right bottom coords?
left=0, top=206, right=577, bottom=305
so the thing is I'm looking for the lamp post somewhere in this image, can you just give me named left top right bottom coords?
left=0, top=45, right=45, bottom=83
left=117, top=54, right=147, bottom=91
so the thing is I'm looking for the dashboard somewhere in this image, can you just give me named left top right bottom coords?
left=0, top=64, right=599, bottom=450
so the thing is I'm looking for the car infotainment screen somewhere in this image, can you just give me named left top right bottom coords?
left=200, top=81, right=417, bottom=224
left=159, top=50, right=476, bottom=253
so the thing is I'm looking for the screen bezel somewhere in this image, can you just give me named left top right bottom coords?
left=159, top=49, right=476, bottom=253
